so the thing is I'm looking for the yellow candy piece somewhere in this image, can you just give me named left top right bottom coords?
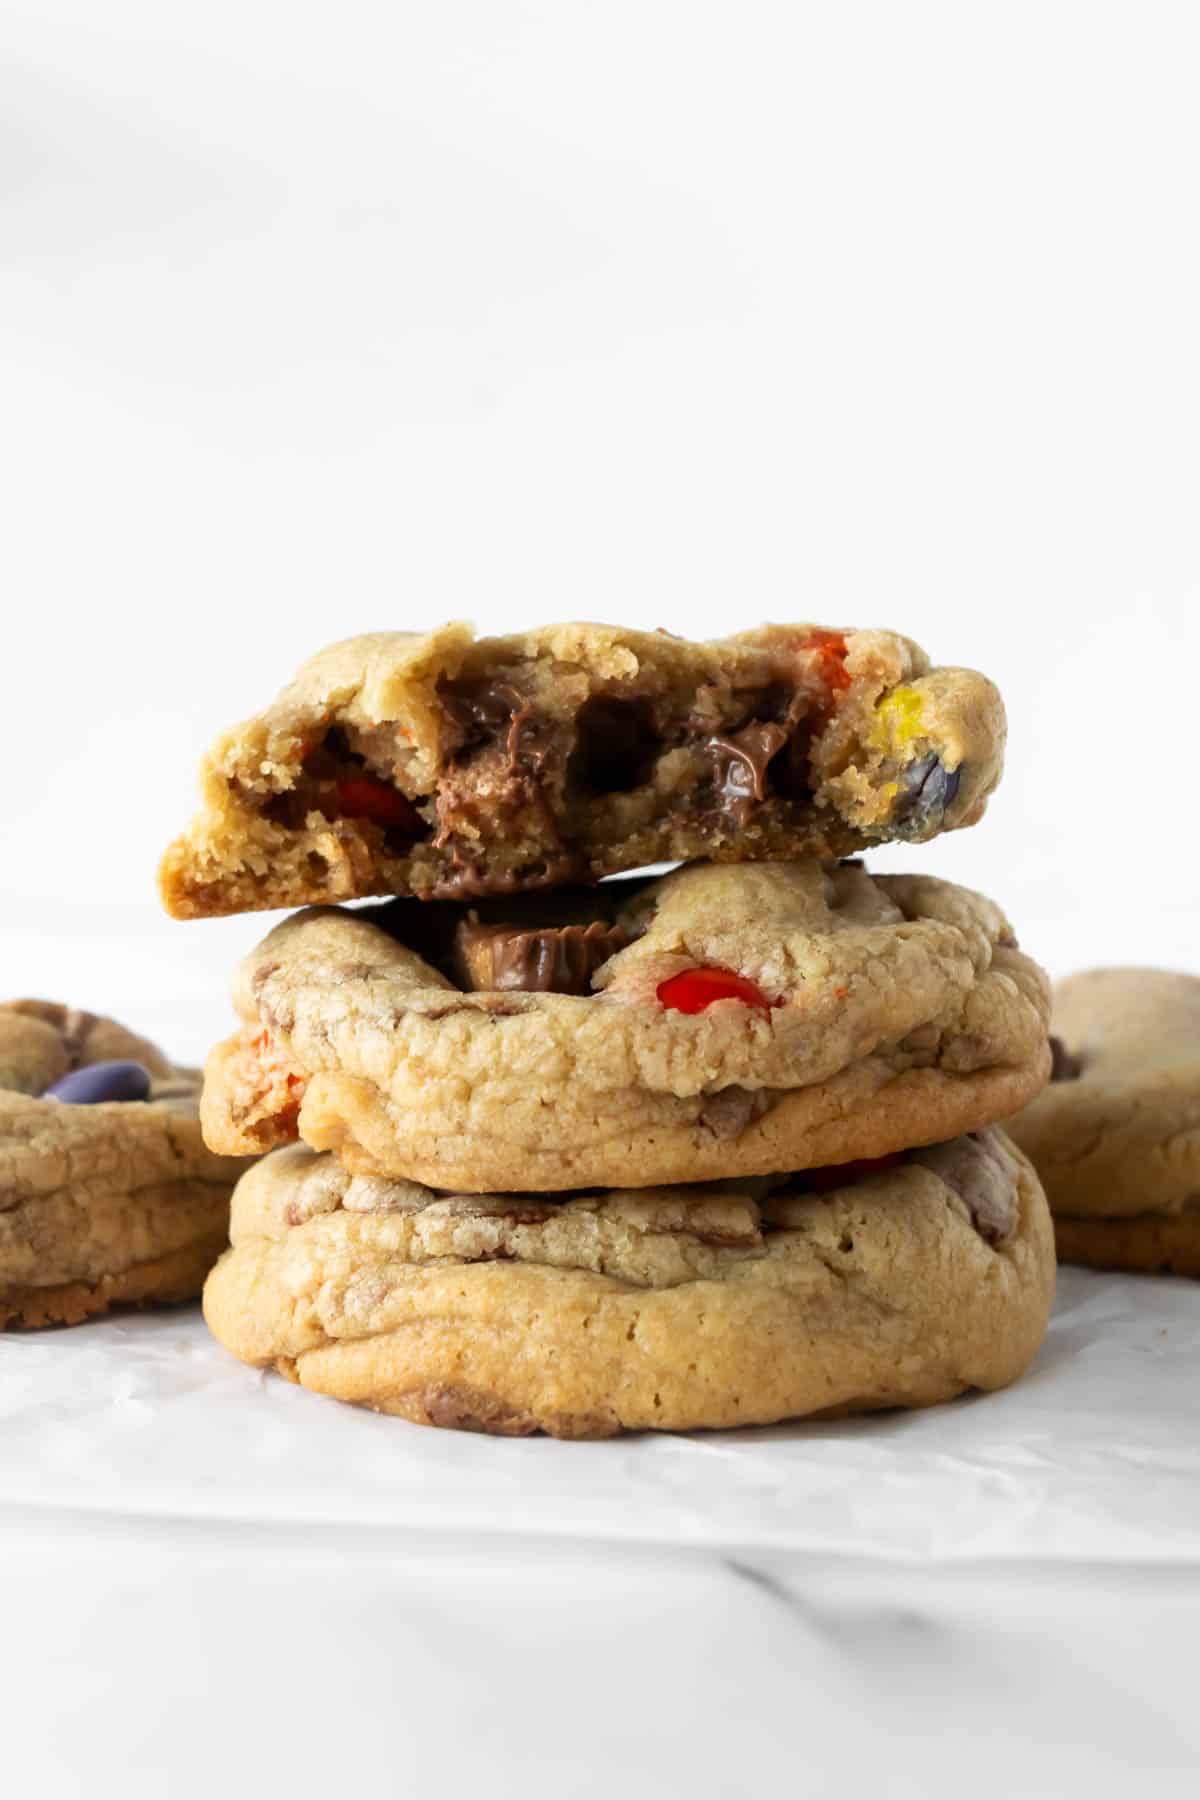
left=872, top=685, right=926, bottom=751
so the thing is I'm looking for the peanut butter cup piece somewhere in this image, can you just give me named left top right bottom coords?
left=453, top=917, right=628, bottom=995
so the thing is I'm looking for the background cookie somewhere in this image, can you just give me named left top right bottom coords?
left=1, top=1000, right=249, bottom=1329
left=1007, top=968, right=1200, bottom=1276
left=160, top=620, right=1005, bottom=916
left=203, top=1129, right=1055, bottom=1437
left=201, top=861, right=1050, bottom=1191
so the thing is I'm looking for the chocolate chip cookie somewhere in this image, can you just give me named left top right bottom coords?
left=202, top=1129, right=1055, bottom=1436
left=159, top=622, right=1005, bottom=918
left=200, top=860, right=1050, bottom=1191
left=1, top=1000, right=249, bottom=1329
left=1008, top=969, right=1200, bottom=1276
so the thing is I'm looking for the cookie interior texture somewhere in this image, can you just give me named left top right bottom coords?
left=203, top=1129, right=1055, bottom=1437
left=160, top=622, right=1006, bottom=916
left=1007, top=968, right=1200, bottom=1242
left=201, top=861, right=1050, bottom=1191
left=0, top=1000, right=246, bottom=1330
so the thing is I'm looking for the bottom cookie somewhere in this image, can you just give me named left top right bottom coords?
left=0, top=1233, right=230, bottom=1330
left=204, top=1129, right=1056, bottom=1437
left=1053, top=1209, right=1200, bottom=1279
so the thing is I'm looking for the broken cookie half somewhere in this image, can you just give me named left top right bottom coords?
left=159, top=621, right=1005, bottom=918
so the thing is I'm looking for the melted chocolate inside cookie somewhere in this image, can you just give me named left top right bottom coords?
left=248, top=634, right=965, bottom=903
left=704, top=722, right=790, bottom=829
left=432, top=676, right=581, bottom=897
left=567, top=697, right=663, bottom=794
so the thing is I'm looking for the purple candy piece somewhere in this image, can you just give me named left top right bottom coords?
left=45, top=1060, right=153, bottom=1104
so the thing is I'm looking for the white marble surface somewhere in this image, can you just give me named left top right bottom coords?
left=3, top=1267, right=1198, bottom=1797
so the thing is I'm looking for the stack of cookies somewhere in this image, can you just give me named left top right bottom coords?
left=161, top=623, right=1057, bottom=1436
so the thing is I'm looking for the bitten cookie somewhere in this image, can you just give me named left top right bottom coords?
left=159, top=621, right=1006, bottom=917
left=203, top=1129, right=1055, bottom=1437
left=201, top=860, right=1050, bottom=1192
left=0, top=1000, right=248, bottom=1328
left=1008, top=968, right=1200, bottom=1276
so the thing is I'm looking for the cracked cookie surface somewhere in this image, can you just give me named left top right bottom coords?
left=203, top=1129, right=1055, bottom=1436
left=160, top=621, right=1005, bottom=917
left=1, top=1000, right=249, bottom=1329
left=201, top=860, right=1050, bottom=1191
left=1008, top=969, right=1200, bottom=1276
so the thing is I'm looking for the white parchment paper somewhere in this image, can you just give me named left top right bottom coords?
left=3, top=1267, right=1199, bottom=1800
left=3, top=1267, right=1197, bottom=1561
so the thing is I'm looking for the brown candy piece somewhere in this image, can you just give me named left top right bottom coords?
left=909, top=1130, right=1019, bottom=1244
left=452, top=917, right=628, bottom=995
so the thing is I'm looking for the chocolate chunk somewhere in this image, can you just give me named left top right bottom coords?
left=428, top=848, right=587, bottom=902
left=420, top=1385, right=543, bottom=1437
left=568, top=696, right=661, bottom=793
left=744, top=682, right=795, bottom=725
left=893, top=753, right=962, bottom=835
left=705, top=723, right=789, bottom=828
left=440, top=678, right=550, bottom=775
left=697, top=1085, right=771, bottom=1140
left=1049, top=1035, right=1084, bottom=1082
left=45, top=1060, right=153, bottom=1105
left=260, top=787, right=311, bottom=830
left=440, top=678, right=522, bottom=751
left=453, top=917, right=628, bottom=994
left=908, top=1131, right=1019, bottom=1243
left=298, top=727, right=354, bottom=783
left=704, top=684, right=817, bottom=812
left=434, top=677, right=569, bottom=879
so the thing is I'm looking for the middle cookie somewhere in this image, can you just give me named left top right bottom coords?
left=202, top=861, right=1050, bottom=1192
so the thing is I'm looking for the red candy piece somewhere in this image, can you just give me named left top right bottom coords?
left=800, top=628, right=852, bottom=696
left=335, top=775, right=422, bottom=833
left=657, top=966, right=777, bottom=1014
left=804, top=1152, right=903, bottom=1192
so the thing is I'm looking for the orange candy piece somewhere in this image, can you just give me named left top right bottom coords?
left=800, top=628, right=852, bottom=696
left=335, top=775, right=422, bottom=833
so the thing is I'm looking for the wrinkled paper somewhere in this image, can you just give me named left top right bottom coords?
left=3, top=1268, right=1197, bottom=1562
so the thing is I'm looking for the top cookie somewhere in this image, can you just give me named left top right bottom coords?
left=159, top=622, right=1005, bottom=917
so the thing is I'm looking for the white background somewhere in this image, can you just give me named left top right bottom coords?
left=3, top=1, right=1198, bottom=1058
left=3, top=7, right=1199, bottom=1796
